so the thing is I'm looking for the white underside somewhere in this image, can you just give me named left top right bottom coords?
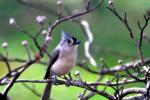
left=51, top=45, right=77, bottom=76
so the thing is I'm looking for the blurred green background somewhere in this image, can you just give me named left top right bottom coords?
left=0, top=0, right=150, bottom=100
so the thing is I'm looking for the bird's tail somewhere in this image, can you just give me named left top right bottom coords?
left=41, top=80, right=52, bottom=100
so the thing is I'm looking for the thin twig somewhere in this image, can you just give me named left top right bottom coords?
left=107, top=5, right=134, bottom=38
left=2, top=60, right=36, bottom=96
left=48, top=0, right=104, bottom=36
left=22, top=83, right=41, bottom=97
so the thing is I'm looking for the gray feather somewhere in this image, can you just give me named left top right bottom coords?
left=44, top=49, right=60, bottom=79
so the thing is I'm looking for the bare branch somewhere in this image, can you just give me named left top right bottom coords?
left=138, top=15, right=150, bottom=49
left=0, top=53, right=11, bottom=74
left=2, top=60, right=36, bottom=96
left=17, top=0, right=57, bottom=15
left=48, top=0, right=104, bottom=36
left=121, top=88, right=146, bottom=98
left=22, top=83, right=41, bottom=97
left=107, top=4, right=134, bottom=39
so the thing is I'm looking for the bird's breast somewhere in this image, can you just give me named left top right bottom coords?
left=51, top=50, right=77, bottom=76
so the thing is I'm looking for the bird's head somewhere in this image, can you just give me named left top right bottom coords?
left=60, top=31, right=80, bottom=47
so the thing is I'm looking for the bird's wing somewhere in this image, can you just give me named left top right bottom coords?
left=44, top=49, right=60, bottom=79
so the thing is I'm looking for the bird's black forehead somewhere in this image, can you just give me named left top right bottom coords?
left=71, top=37, right=77, bottom=42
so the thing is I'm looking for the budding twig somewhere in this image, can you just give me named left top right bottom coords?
left=21, top=40, right=32, bottom=60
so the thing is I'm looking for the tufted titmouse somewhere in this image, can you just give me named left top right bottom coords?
left=44, top=31, right=80, bottom=78
left=42, top=31, right=80, bottom=100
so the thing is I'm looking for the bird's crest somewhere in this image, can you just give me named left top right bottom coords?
left=61, top=30, right=72, bottom=41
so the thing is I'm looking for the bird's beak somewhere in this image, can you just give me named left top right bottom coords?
left=74, top=40, right=80, bottom=45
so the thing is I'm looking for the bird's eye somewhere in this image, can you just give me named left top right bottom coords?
left=67, top=39, right=70, bottom=43
left=67, top=39, right=73, bottom=45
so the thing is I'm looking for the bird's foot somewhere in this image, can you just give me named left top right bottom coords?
left=65, top=79, right=71, bottom=87
left=51, top=75, right=57, bottom=84
left=63, top=75, right=71, bottom=87
left=68, top=73, right=72, bottom=80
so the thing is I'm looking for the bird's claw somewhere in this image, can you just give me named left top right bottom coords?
left=63, top=75, right=71, bottom=87
left=65, top=79, right=71, bottom=87
left=51, top=75, right=57, bottom=84
left=68, top=73, right=72, bottom=80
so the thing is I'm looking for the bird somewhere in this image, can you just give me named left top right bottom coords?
left=41, top=31, right=80, bottom=100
